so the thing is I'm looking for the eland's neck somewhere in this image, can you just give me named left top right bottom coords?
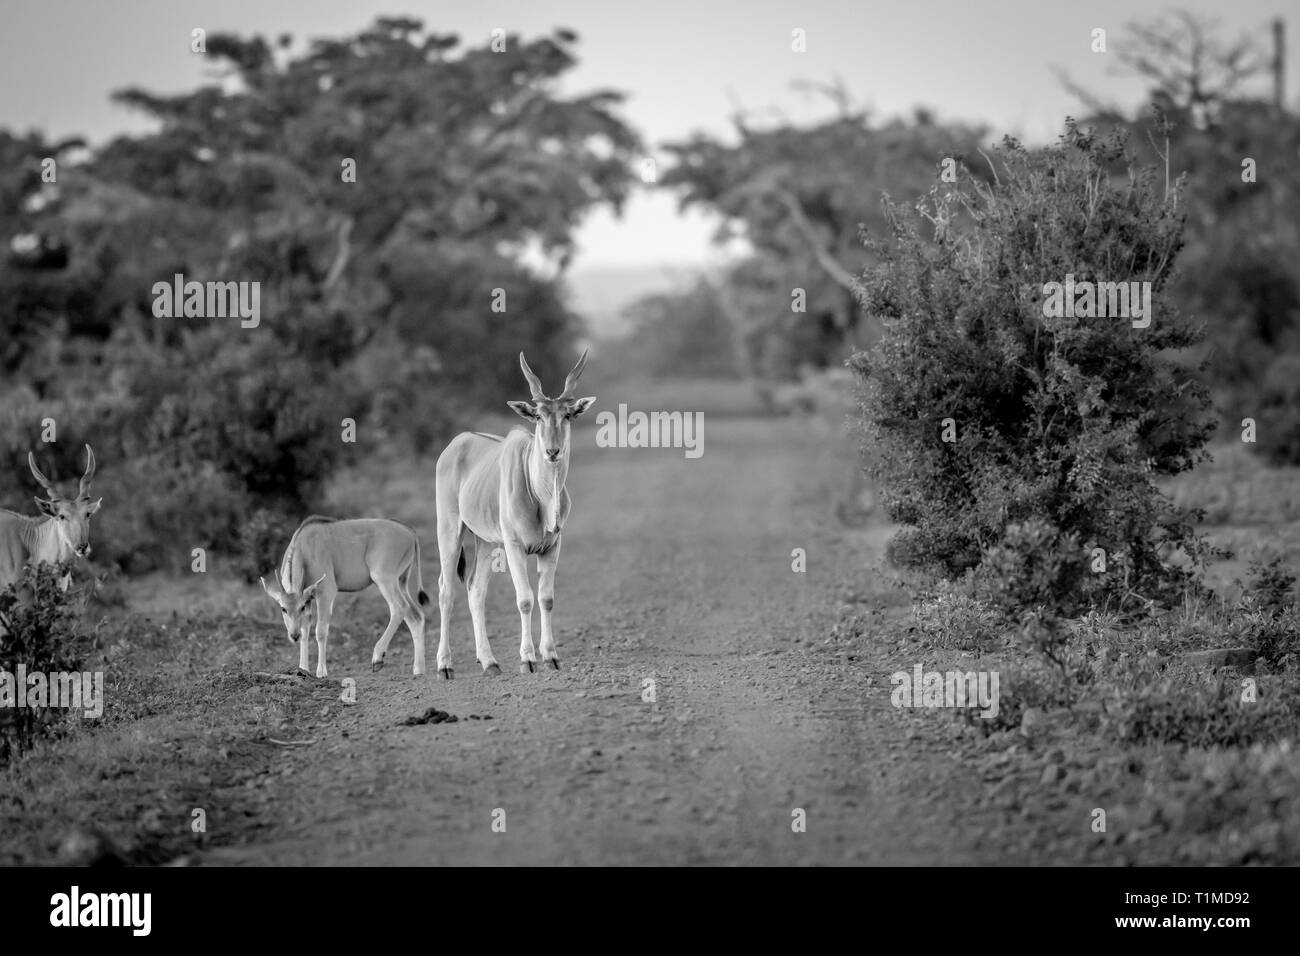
left=527, top=441, right=569, bottom=533
left=21, top=515, right=66, bottom=564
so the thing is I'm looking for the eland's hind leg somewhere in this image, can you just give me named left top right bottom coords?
left=398, top=554, right=427, bottom=676
left=369, top=578, right=406, bottom=673
left=434, top=522, right=463, bottom=680
left=467, top=537, right=499, bottom=676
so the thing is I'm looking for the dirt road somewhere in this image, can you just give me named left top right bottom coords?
left=202, top=410, right=995, bottom=866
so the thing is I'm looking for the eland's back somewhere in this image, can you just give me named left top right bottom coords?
left=284, top=517, right=420, bottom=594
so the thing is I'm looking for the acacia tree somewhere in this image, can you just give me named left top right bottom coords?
left=1062, top=13, right=1300, bottom=463
left=0, top=19, right=641, bottom=571
left=854, top=122, right=1216, bottom=611
left=662, top=105, right=991, bottom=383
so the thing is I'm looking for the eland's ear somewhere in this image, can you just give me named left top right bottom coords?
left=34, top=497, right=57, bottom=517
left=259, top=576, right=281, bottom=599
left=568, top=396, right=597, bottom=418
left=507, top=400, right=538, bottom=422
left=303, top=573, right=328, bottom=599
left=87, top=497, right=102, bottom=515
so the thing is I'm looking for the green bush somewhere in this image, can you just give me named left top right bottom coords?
left=910, top=578, right=1002, bottom=650
left=1101, top=671, right=1300, bottom=747
left=126, top=331, right=356, bottom=512
left=854, top=121, right=1216, bottom=612
left=235, top=508, right=302, bottom=584
left=1241, top=555, right=1296, bottom=615
left=973, top=519, right=1092, bottom=617
left=0, top=563, right=84, bottom=764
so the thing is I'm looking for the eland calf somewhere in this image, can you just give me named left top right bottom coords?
left=434, top=350, right=595, bottom=679
left=0, top=445, right=100, bottom=593
left=260, top=516, right=429, bottom=678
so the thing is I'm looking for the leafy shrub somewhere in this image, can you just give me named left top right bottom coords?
left=1101, top=671, right=1300, bottom=747
left=973, top=519, right=1091, bottom=618
left=853, top=120, right=1216, bottom=612
left=1241, top=555, right=1296, bottom=615
left=235, top=508, right=302, bottom=584
left=0, top=563, right=84, bottom=763
left=910, top=578, right=1002, bottom=650
left=97, top=456, right=250, bottom=575
left=126, top=331, right=356, bottom=512
left=1230, top=608, right=1300, bottom=673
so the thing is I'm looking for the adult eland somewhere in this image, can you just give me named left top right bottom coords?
left=0, top=444, right=101, bottom=593
left=433, top=350, right=595, bottom=679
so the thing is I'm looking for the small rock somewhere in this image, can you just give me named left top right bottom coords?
left=1040, top=764, right=1065, bottom=785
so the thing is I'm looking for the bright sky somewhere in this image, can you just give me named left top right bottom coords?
left=0, top=0, right=1292, bottom=268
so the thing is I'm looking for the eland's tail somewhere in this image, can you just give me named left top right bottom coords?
left=412, top=535, right=430, bottom=606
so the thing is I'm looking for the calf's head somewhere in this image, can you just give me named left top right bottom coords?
left=260, top=574, right=326, bottom=642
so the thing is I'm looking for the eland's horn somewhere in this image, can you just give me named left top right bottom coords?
left=519, top=353, right=547, bottom=400
left=28, top=451, right=57, bottom=498
left=557, top=349, right=589, bottom=400
left=79, top=444, right=96, bottom=497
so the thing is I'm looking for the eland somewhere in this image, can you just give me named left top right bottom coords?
left=260, top=516, right=429, bottom=678
left=433, top=350, right=595, bottom=679
left=0, top=445, right=100, bottom=593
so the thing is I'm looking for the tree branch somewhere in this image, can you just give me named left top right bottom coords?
left=323, top=216, right=353, bottom=289
left=774, top=188, right=860, bottom=294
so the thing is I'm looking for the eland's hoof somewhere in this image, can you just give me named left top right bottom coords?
left=520, top=661, right=536, bottom=674
left=484, top=663, right=502, bottom=677
left=371, top=658, right=385, bottom=673
left=438, top=667, right=454, bottom=681
left=546, top=658, right=560, bottom=671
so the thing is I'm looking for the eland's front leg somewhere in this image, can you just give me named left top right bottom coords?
left=313, top=583, right=337, bottom=679
left=297, top=606, right=314, bottom=671
left=503, top=541, right=537, bottom=673
left=537, top=538, right=561, bottom=669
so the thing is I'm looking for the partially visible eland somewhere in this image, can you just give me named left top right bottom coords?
left=0, top=444, right=101, bottom=594
left=433, top=350, right=595, bottom=679
left=260, top=516, right=429, bottom=678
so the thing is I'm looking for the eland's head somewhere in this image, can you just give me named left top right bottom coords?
left=507, top=350, right=596, bottom=464
left=29, top=444, right=101, bottom=559
left=259, top=573, right=326, bottom=643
